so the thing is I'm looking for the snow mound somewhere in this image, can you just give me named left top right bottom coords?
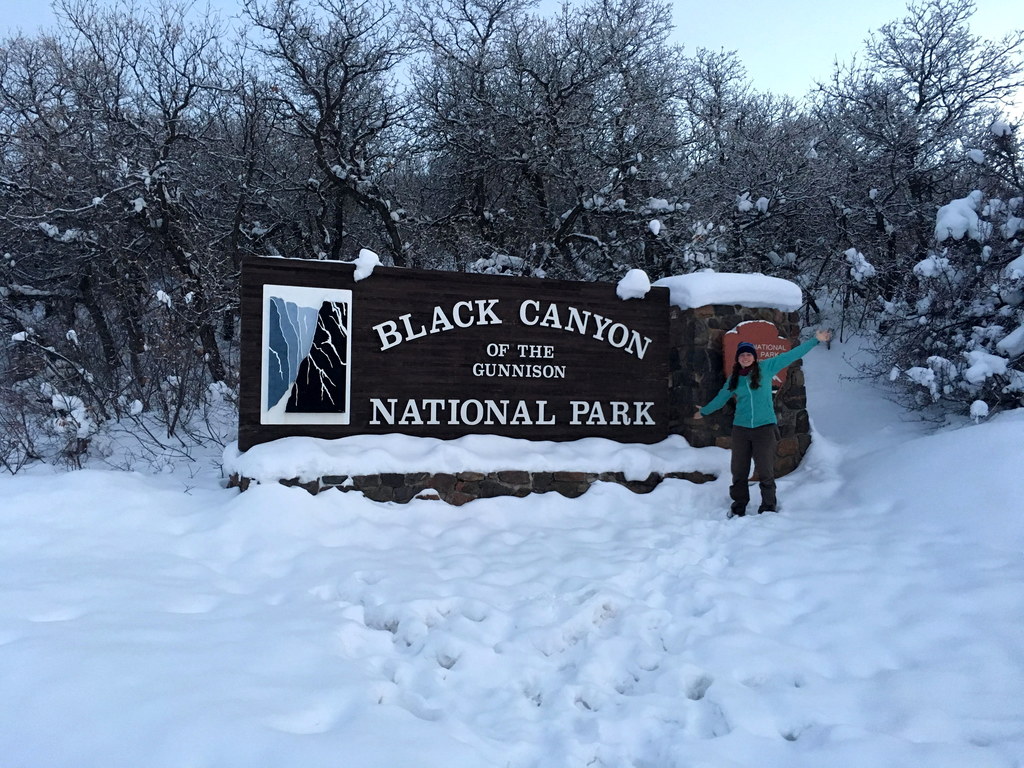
left=224, top=434, right=729, bottom=484
left=653, top=272, right=803, bottom=311
left=616, top=269, right=651, bottom=300
left=349, top=249, right=381, bottom=281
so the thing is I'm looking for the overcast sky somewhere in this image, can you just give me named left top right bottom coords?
left=3, top=0, right=1021, bottom=103
left=671, top=0, right=1021, bottom=100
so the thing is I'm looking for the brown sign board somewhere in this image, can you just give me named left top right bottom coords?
left=238, top=258, right=671, bottom=451
left=722, top=321, right=793, bottom=388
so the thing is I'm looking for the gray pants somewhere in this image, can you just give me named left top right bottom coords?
left=729, top=424, right=780, bottom=511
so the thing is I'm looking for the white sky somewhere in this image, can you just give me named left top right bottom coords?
left=3, top=0, right=1021, bottom=103
left=669, top=0, right=1022, bottom=100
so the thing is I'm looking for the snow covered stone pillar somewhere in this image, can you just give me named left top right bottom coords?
left=657, top=274, right=810, bottom=477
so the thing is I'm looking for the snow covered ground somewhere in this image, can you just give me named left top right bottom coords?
left=2, top=339, right=1023, bottom=768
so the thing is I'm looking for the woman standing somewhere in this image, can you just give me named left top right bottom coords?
left=694, top=329, right=832, bottom=517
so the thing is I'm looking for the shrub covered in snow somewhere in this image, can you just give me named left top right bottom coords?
left=0, top=308, right=238, bottom=473
left=870, top=189, right=1024, bottom=413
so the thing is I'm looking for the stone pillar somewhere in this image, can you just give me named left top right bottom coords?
left=668, top=305, right=811, bottom=477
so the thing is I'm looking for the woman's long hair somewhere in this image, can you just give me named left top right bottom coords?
left=728, top=360, right=762, bottom=391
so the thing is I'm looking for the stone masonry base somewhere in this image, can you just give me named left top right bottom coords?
left=227, top=469, right=716, bottom=505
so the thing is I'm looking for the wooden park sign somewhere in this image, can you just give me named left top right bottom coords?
left=238, top=257, right=671, bottom=451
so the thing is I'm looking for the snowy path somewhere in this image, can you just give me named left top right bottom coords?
left=1, top=340, right=1023, bottom=768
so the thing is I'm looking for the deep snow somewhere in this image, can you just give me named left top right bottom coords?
left=1, top=339, right=1023, bottom=768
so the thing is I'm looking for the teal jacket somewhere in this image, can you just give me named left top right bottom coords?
left=700, top=337, right=819, bottom=428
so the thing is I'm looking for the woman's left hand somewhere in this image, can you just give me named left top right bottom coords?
left=815, top=329, right=832, bottom=343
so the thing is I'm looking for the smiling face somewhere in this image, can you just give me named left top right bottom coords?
left=737, top=351, right=755, bottom=368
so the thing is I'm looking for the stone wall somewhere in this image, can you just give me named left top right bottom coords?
left=227, top=469, right=715, bottom=505
left=668, top=305, right=811, bottom=477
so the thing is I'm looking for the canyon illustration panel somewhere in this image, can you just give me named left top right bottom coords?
left=261, top=284, right=353, bottom=425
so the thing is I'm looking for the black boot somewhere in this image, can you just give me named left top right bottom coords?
left=729, top=502, right=746, bottom=518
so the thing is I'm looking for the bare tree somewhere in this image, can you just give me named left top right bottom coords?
left=243, top=0, right=415, bottom=265
left=0, top=0, right=252, bottom=466
left=411, top=0, right=687, bottom=278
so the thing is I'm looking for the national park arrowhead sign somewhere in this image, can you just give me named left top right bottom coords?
left=722, top=320, right=794, bottom=388
left=239, top=258, right=671, bottom=450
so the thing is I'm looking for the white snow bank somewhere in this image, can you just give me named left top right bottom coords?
left=847, top=407, right=1024, bottom=549
left=653, top=272, right=803, bottom=311
left=2, top=337, right=1024, bottom=768
left=224, top=434, right=729, bottom=484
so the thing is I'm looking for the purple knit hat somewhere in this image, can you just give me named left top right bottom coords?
left=736, top=341, right=757, bottom=360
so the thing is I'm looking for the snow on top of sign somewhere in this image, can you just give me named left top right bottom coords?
left=652, top=271, right=803, bottom=311
left=726, top=319, right=787, bottom=335
left=616, top=269, right=651, bottom=300
left=349, top=249, right=381, bottom=281
left=224, top=434, right=729, bottom=485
